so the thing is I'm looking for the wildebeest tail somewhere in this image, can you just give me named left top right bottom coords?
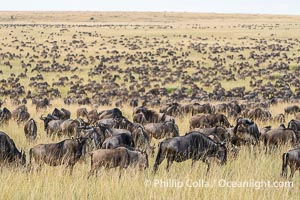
left=281, top=153, right=288, bottom=177
left=28, top=148, right=33, bottom=166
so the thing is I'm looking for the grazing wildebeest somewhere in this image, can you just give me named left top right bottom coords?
left=88, top=147, right=148, bottom=178
left=87, top=109, right=99, bottom=124
left=206, top=113, right=231, bottom=128
left=287, top=119, right=300, bottom=141
left=133, top=113, right=147, bottom=124
left=0, top=131, right=26, bottom=166
left=284, top=105, right=300, bottom=116
left=191, top=103, right=213, bottom=115
left=76, top=108, right=89, bottom=119
left=98, top=108, right=122, bottom=119
left=24, top=118, right=37, bottom=141
left=144, top=121, right=179, bottom=141
left=281, top=147, right=300, bottom=178
left=133, top=107, right=165, bottom=123
left=52, top=108, right=71, bottom=120
left=28, top=137, right=88, bottom=174
left=232, top=118, right=260, bottom=146
left=101, top=133, right=135, bottom=149
left=247, top=107, right=272, bottom=121
left=0, top=107, right=12, bottom=125
left=131, top=125, right=155, bottom=156
left=17, top=110, right=30, bottom=124
left=159, top=102, right=182, bottom=117
left=153, top=131, right=227, bottom=173
left=189, top=114, right=210, bottom=130
left=96, top=118, right=116, bottom=128
left=105, top=118, right=155, bottom=155
left=273, top=113, right=285, bottom=123
left=35, top=98, right=50, bottom=111
left=261, top=127, right=297, bottom=152
left=198, top=126, right=231, bottom=143
left=11, top=105, right=27, bottom=120
left=59, top=118, right=88, bottom=137
left=80, top=124, right=131, bottom=150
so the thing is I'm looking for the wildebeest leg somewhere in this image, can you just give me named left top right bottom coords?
left=204, top=159, right=211, bottom=175
left=290, top=165, right=296, bottom=179
left=191, top=159, right=196, bottom=168
left=69, top=164, right=74, bottom=175
left=166, top=157, right=174, bottom=172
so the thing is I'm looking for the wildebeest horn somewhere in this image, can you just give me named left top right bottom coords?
left=40, top=114, right=45, bottom=120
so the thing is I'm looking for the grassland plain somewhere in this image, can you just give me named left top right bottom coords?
left=0, top=12, right=299, bottom=199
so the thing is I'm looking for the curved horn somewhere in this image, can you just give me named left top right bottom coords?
left=40, top=114, right=45, bottom=120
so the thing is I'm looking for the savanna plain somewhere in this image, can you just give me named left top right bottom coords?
left=0, top=12, right=300, bottom=199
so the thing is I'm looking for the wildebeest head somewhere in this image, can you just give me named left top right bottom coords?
left=232, top=123, right=257, bottom=146
left=40, top=114, right=59, bottom=130
left=16, top=150, right=26, bottom=166
left=72, top=136, right=89, bottom=158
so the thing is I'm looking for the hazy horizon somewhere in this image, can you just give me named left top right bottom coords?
left=1, top=0, right=299, bottom=15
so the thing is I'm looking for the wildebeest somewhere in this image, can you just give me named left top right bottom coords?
left=206, top=113, right=231, bottom=128
left=24, top=118, right=37, bottom=141
left=287, top=119, right=300, bottom=141
left=189, top=114, right=210, bottom=129
left=76, top=108, right=89, bottom=119
left=144, top=121, right=179, bottom=141
left=159, top=102, right=182, bottom=117
left=59, top=118, right=88, bottom=137
left=0, top=131, right=26, bottom=166
left=133, top=106, right=166, bottom=123
left=28, top=137, right=88, bottom=174
left=281, top=147, right=300, bottom=178
left=261, top=127, right=297, bottom=151
left=284, top=105, right=300, bottom=116
left=232, top=118, right=260, bottom=146
left=40, top=114, right=59, bottom=131
left=197, top=126, right=231, bottom=143
left=101, top=133, right=135, bottom=149
left=35, top=98, right=50, bottom=111
left=11, top=105, right=27, bottom=120
left=17, top=109, right=30, bottom=124
left=191, top=103, right=213, bottom=115
left=52, top=108, right=71, bottom=120
left=153, top=131, right=227, bottom=173
left=98, top=108, right=122, bottom=119
left=247, top=107, right=272, bottom=121
left=88, top=147, right=148, bottom=178
left=273, top=113, right=285, bottom=123
left=0, top=107, right=12, bottom=125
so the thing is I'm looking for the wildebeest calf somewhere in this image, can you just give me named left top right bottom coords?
left=88, top=147, right=148, bottom=178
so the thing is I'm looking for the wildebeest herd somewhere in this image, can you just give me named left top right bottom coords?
left=0, top=13, right=300, bottom=200
left=1, top=102, right=300, bottom=178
